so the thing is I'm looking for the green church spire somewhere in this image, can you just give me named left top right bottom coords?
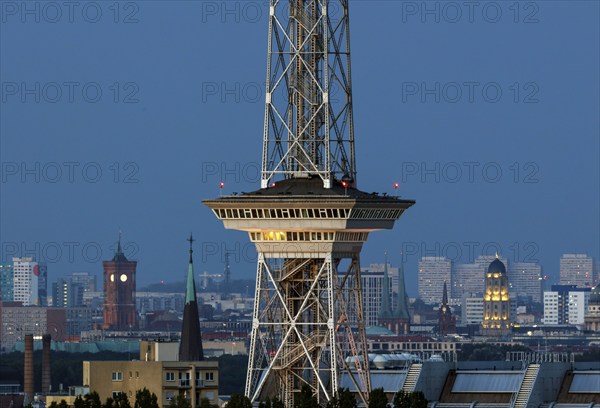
left=185, top=234, right=197, bottom=304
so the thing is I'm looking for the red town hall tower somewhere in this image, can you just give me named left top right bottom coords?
left=102, top=236, right=137, bottom=330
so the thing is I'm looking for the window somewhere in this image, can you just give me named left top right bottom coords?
left=111, top=372, right=123, bottom=381
left=166, top=391, right=175, bottom=401
left=166, top=372, right=175, bottom=382
left=205, top=372, right=214, bottom=382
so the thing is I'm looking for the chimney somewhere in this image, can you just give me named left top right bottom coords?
left=42, top=334, right=52, bottom=394
left=24, top=334, right=34, bottom=405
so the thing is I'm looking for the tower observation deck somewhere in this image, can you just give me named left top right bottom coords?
left=204, top=1, right=414, bottom=406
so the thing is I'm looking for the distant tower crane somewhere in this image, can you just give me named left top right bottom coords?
left=199, top=271, right=223, bottom=290
left=224, top=251, right=233, bottom=289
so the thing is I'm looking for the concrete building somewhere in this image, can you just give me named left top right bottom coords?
left=136, top=292, right=186, bottom=314
left=544, top=285, right=591, bottom=326
left=364, top=262, right=400, bottom=295
left=52, top=278, right=70, bottom=308
left=0, top=302, right=67, bottom=351
left=12, top=257, right=46, bottom=306
left=53, top=272, right=97, bottom=308
left=461, top=294, right=484, bottom=325
left=356, top=269, right=393, bottom=327
left=64, top=307, right=94, bottom=338
left=38, top=262, right=48, bottom=306
left=560, top=254, right=594, bottom=288
left=509, top=262, right=543, bottom=304
left=418, top=256, right=452, bottom=305
left=0, top=262, right=14, bottom=302
left=568, top=291, right=591, bottom=326
left=452, top=263, right=483, bottom=301
left=366, top=334, right=457, bottom=355
left=83, top=355, right=218, bottom=407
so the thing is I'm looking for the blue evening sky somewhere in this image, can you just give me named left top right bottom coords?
left=1, top=1, right=598, bottom=295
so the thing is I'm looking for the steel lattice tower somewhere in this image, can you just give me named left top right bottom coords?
left=261, top=0, right=355, bottom=190
left=204, top=1, right=414, bottom=406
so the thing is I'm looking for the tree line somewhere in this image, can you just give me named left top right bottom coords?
left=226, top=386, right=427, bottom=408
left=45, top=388, right=217, bottom=408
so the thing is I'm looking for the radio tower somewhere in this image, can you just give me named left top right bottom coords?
left=204, top=1, right=414, bottom=406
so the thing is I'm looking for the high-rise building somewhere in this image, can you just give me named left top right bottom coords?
left=70, top=272, right=97, bottom=293
left=52, top=272, right=97, bottom=308
left=560, top=254, right=594, bottom=288
left=363, top=262, right=400, bottom=295
left=0, top=262, right=14, bottom=302
left=12, top=257, right=45, bottom=306
left=179, top=235, right=204, bottom=362
left=482, top=257, right=511, bottom=337
left=461, top=294, right=484, bottom=325
left=38, top=262, right=48, bottom=306
left=543, top=285, right=591, bottom=325
left=358, top=269, right=389, bottom=327
left=0, top=303, right=68, bottom=351
left=509, top=262, right=543, bottom=304
left=418, top=256, right=452, bottom=305
left=102, top=237, right=137, bottom=330
left=452, top=263, right=483, bottom=300
left=52, top=278, right=69, bottom=308
left=568, top=291, right=590, bottom=325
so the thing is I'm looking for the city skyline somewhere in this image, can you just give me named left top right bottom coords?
left=6, top=250, right=596, bottom=304
left=1, top=3, right=598, bottom=298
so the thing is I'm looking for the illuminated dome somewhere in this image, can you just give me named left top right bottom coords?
left=488, top=258, right=506, bottom=274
